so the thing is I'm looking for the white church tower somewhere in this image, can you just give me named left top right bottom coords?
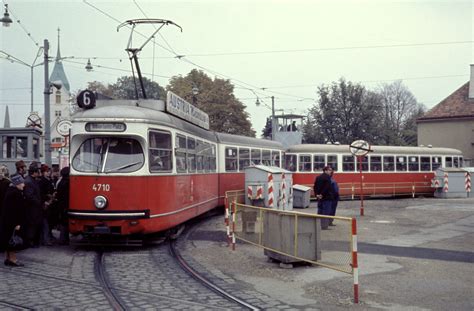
left=48, top=28, right=71, bottom=167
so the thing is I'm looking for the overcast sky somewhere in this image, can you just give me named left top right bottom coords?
left=0, top=0, right=472, bottom=133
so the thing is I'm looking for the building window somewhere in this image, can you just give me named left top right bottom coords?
left=55, top=110, right=62, bottom=117
left=55, top=90, right=61, bottom=104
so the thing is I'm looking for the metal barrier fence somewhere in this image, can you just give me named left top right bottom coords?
left=224, top=191, right=359, bottom=303
left=303, top=181, right=432, bottom=199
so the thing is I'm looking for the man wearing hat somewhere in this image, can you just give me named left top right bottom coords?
left=0, top=174, right=27, bottom=266
left=24, top=162, right=42, bottom=248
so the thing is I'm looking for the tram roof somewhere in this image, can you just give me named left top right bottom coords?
left=72, top=99, right=216, bottom=141
left=215, top=132, right=284, bottom=149
left=287, top=144, right=463, bottom=155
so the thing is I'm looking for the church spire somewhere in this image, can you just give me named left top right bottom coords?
left=50, top=27, right=70, bottom=91
left=3, top=105, right=10, bottom=128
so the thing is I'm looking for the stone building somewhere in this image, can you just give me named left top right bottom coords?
left=417, top=65, right=474, bottom=166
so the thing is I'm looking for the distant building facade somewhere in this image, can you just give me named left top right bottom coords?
left=47, top=28, right=71, bottom=167
left=417, top=65, right=474, bottom=166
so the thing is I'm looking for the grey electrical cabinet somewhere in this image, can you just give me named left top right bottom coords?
left=292, top=184, right=312, bottom=208
left=433, top=167, right=471, bottom=198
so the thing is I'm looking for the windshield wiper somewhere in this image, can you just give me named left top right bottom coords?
left=105, top=161, right=142, bottom=173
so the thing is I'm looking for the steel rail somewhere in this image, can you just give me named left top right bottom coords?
left=169, top=240, right=260, bottom=311
left=95, top=251, right=128, bottom=311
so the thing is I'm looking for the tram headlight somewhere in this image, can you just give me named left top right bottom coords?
left=94, top=195, right=108, bottom=210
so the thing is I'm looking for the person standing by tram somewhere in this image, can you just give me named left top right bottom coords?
left=329, top=169, right=339, bottom=226
left=314, top=166, right=335, bottom=229
left=24, top=162, right=42, bottom=248
left=56, top=167, right=70, bottom=245
left=14, top=160, right=27, bottom=178
left=0, top=174, right=27, bottom=267
left=39, top=164, right=55, bottom=246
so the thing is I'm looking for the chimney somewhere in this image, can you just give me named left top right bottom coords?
left=470, top=64, right=474, bottom=100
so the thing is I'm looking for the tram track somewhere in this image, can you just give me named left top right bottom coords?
left=95, top=251, right=128, bottom=311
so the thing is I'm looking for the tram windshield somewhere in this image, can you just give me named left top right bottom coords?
left=72, top=137, right=144, bottom=173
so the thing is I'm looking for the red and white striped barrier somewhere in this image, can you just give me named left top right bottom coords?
left=224, top=197, right=230, bottom=246
left=247, top=186, right=253, bottom=200
left=248, top=185, right=264, bottom=200
left=267, top=173, right=274, bottom=208
left=443, top=172, right=449, bottom=193
left=231, top=199, right=236, bottom=251
left=280, top=172, right=287, bottom=209
left=352, top=218, right=359, bottom=304
left=465, top=172, right=471, bottom=193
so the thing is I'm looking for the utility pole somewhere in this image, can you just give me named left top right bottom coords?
left=271, top=96, right=275, bottom=140
left=43, top=39, right=51, bottom=166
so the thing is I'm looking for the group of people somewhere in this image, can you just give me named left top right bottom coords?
left=0, top=160, right=70, bottom=267
left=314, top=166, right=339, bottom=229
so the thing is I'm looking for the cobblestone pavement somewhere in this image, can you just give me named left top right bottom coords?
left=1, top=197, right=472, bottom=310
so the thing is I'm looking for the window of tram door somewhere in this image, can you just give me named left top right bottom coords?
left=271, top=151, right=280, bottom=167
left=225, top=147, right=238, bottom=171
left=209, top=145, right=217, bottom=172
left=383, top=156, right=395, bottom=171
left=175, top=134, right=187, bottom=173
left=262, top=150, right=271, bottom=166
left=285, top=154, right=297, bottom=172
left=239, top=148, right=250, bottom=170
left=149, top=131, right=172, bottom=172
left=187, top=138, right=196, bottom=173
left=396, top=156, right=407, bottom=171
left=420, top=156, right=431, bottom=171
left=251, top=149, right=262, bottom=165
left=370, top=156, right=382, bottom=172
left=327, top=155, right=338, bottom=171
left=356, top=155, right=368, bottom=172
left=445, top=156, right=453, bottom=168
left=299, top=154, right=311, bottom=172
left=431, top=156, right=442, bottom=171
left=408, top=156, right=419, bottom=171
left=313, top=154, right=325, bottom=171
left=342, top=155, right=355, bottom=172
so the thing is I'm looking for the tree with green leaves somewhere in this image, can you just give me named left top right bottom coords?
left=86, top=76, right=166, bottom=100
left=303, top=78, right=384, bottom=144
left=167, top=69, right=255, bottom=137
left=261, top=117, right=272, bottom=139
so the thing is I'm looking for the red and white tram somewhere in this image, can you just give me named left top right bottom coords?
left=68, top=94, right=283, bottom=240
left=285, top=144, right=463, bottom=197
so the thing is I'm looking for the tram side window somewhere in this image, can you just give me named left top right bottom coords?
left=33, top=137, right=39, bottom=159
left=149, top=131, right=172, bottom=172
left=272, top=151, right=280, bottom=167
left=209, top=145, right=217, bottom=172
left=396, top=156, right=407, bottom=171
left=175, top=134, right=187, bottom=173
left=225, top=147, right=238, bottom=171
left=420, top=156, right=430, bottom=171
left=370, top=156, right=382, bottom=172
left=285, top=154, right=297, bottom=172
left=431, top=156, right=442, bottom=171
left=2, top=136, right=15, bottom=158
left=251, top=149, right=262, bottom=165
left=327, top=155, right=338, bottom=171
left=196, top=140, right=204, bottom=172
left=239, top=148, right=250, bottom=170
left=187, top=138, right=196, bottom=173
left=408, top=156, right=419, bottom=171
left=383, top=156, right=395, bottom=171
left=299, top=154, right=312, bottom=172
left=313, top=154, right=325, bottom=171
left=262, top=150, right=271, bottom=166
left=453, top=157, right=459, bottom=168
left=445, top=156, right=452, bottom=168
left=342, top=155, right=355, bottom=172
left=459, top=157, right=463, bottom=167
left=356, top=155, right=369, bottom=172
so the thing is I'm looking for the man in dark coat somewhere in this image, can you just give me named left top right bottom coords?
left=0, top=165, right=10, bottom=206
left=0, top=174, right=27, bottom=266
left=24, top=162, right=42, bottom=247
left=56, top=167, right=70, bottom=245
left=314, top=166, right=335, bottom=229
left=39, top=164, right=55, bottom=245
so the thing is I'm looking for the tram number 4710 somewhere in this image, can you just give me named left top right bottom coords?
left=92, top=184, right=111, bottom=192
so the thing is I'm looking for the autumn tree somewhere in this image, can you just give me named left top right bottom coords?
left=378, top=80, right=424, bottom=145
left=261, top=117, right=272, bottom=139
left=167, top=69, right=255, bottom=137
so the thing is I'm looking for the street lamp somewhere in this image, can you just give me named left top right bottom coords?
left=85, top=58, right=93, bottom=71
left=1, top=4, right=12, bottom=27
left=255, top=96, right=276, bottom=140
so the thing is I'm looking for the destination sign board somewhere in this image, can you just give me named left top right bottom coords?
left=166, top=91, right=210, bottom=130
